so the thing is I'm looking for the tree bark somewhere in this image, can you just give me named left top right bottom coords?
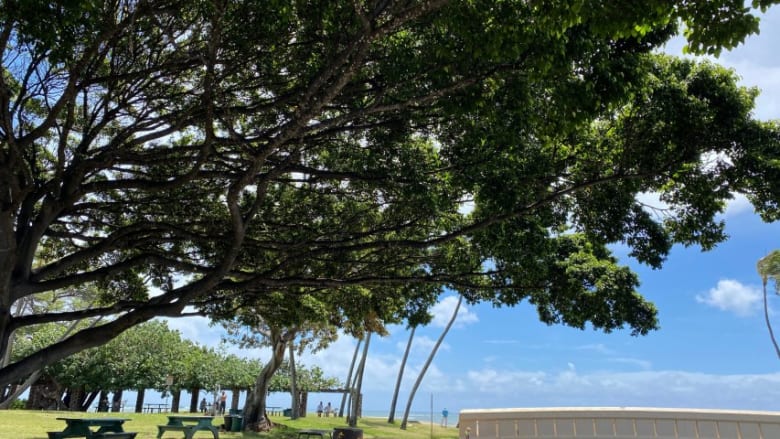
left=189, top=388, right=200, bottom=413
left=388, top=325, right=415, bottom=423
left=401, top=295, right=461, bottom=430
left=243, top=334, right=286, bottom=430
left=111, top=390, right=123, bottom=413
left=231, top=388, right=240, bottom=412
left=349, top=332, right=371, bottom=427
left=171, top=389, right=181, bottom=413
left=338, top=338, right=361, bottom=418
left=135, top=388, right=145, bottom=413
left=289, top=342, right=298, bottom=419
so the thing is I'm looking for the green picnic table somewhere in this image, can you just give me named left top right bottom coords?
left=48, top=417, right=136, bottom=439
left=157, top=415, right=219, bottom=439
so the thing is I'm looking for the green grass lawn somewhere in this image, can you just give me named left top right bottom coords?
left=0, top=410, right=459, bottom=439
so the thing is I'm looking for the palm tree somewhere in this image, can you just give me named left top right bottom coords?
left=348, top=331, right=372, bottom=427
left=400, top=295, right=462, bottom=430
left=338, top=338, right=361, bottom=418
left=757, top=250, right=780, bottom=359
left=388, top=326, right=415, bottom=423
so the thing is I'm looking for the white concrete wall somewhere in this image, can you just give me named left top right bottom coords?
left=458, top=407, right=780, bottom=438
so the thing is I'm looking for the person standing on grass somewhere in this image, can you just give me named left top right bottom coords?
left=317, top=401, right=323, bottom=417
left=441, top=408, right=449, bottom=427
left=219, top=391, right=227, bottom=415
left=325, top=402, right=332, bottom=417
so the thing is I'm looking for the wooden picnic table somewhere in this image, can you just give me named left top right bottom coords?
left=48, top=417, right=136, bottom=439
left=157, top=415, right=219, bottom=439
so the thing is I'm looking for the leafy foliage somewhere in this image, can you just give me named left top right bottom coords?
left=2, top=0, right=780, bottom=391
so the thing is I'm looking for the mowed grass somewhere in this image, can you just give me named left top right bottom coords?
left=0, top=410, right=459, bottom=439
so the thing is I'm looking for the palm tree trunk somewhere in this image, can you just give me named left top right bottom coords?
left=349, top=332, right=371, bottom=427
left=401, top=295, right=462, bottom=430
left=388, top=326, right=416, bottom=423
left=763, top=280, right=780, bottom=359
left=338, top=338, right=362, bottom=417
left=289, top=341, right=299, bottom=419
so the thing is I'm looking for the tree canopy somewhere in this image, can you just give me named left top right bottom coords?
left=2, top=0, right=780, bottom=390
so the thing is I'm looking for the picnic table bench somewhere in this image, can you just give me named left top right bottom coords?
left=48, top=417, right=137, bottom=439
left=144, top=403, right=169, bottom=413
left=157, top=415, right=219, bottom=439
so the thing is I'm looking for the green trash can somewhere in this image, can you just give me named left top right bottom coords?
left=230, top=415, right=243, bottom=432
left=223, top=415, right=233, bottom=431
left=283, top=408, right=292, bottom=417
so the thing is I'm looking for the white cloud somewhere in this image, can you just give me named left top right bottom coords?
left=608, top=357, right=653, bottom=371
left=575, top=344, right=615, bottom=355
left=722, top=193, right=754, bottom=218
left=696, top=279, right=762, bottom=317
left=431, top=295, right=479, bottom=328
left=460, top=367, right=780, bottom=411
left=397, top=335, right=449, bottom=354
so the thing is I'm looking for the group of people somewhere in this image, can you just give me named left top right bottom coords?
left=316, top=401, right=333, bottom=417
left=198, top=391, right=228, bottom=415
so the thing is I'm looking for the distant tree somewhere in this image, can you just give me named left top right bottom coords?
left=388, top=294, right=435, bottom=424
left=400, top=295, right=462, bottom=429
left=348, top=331, right=372, bottom=428
left=758, top=251, right=780, bottom=359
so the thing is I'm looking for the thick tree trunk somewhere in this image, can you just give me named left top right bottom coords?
left=68, top=386, right=84, bottom=411
left=171, top=389, right=181, bottom=413
left=289, top=342, right=298, bottom=420
left=230, top=388, right=240, bottom=411
left=349, top=332, right=371, bottom=427
left=338, top=338, right=361, bottom=418
left=112, top=390, right=123, bottom=412
left=243, top=336, right=286, bottom=430
left=388, top=325, right=415, bottom=423
left=135, top=388, right=145, bottom=413
left=98, top=391, right=109, bottom=412
left=401, top=295, right=461, bottom=430
left=189, top=388, right=200, bottom=413
left=0, top=211, right=16, bottom=374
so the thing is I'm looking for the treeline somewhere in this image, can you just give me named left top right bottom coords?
left=10, top=321, right=339, bottom=413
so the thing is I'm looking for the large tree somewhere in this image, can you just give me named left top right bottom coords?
left=2, top=0, right=780, bottom=403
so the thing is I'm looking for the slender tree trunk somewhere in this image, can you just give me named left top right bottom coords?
left=388, top=325, right=416, bottom=423
left=349, top=332, right=371, bottom=427
left=289, top=341, right=299, bottom=420
left=0, top=369, right=41, bottom=409
left=401, top=295, right=462, bottom=430
left=763, top=280, right=780, bottom=359
left=338, top=338, right=361, bottom=418
left=243, top=335, right=286, bottom=430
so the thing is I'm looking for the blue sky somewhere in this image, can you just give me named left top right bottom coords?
left=162, top=8, right=780, bottom=419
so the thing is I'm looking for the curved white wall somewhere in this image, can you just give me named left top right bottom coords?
left=458, top=407, right=780, bottom=438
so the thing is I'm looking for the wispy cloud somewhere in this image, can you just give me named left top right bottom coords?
left=575, top=344, right=615, bottom=355
left=608, top=357, right=653, bottom=371
left=461, top=367, right=780, bottom=411
left=696, top=279, right=762, bottom=317
left=431, top=295, right=479, bottom=328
